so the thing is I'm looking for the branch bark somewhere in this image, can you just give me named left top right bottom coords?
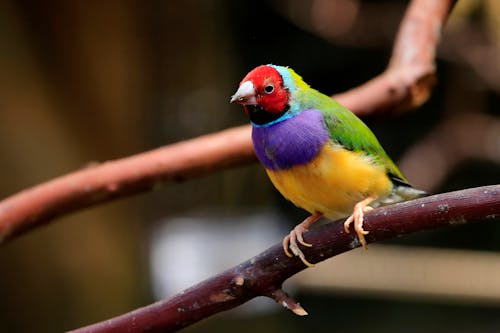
left=69, top=185, right=500, bottom=333
left=0, top=0, right=456, bottom=243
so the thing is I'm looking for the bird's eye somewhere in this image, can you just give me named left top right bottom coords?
left=264, top=84, right=274, bottom=94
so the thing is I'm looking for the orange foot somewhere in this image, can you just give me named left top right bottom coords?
left=282, top=212, right=323, bottom=267
left=343, top=197, right=375, bottom=249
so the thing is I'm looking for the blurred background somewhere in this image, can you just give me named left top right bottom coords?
left=0, top=0, right=499, bottom=332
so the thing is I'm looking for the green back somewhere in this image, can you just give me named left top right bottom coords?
left=294, top=86, right=408, bottom=184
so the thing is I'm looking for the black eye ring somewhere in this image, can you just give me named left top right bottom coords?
left=264, top=84, right=274, bottom=94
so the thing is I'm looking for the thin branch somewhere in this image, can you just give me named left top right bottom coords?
left=0, top=0, right=456, bottom=243
left=69, top=185, right=500, bottom=333
left=0, top=126, right=255, bottom=242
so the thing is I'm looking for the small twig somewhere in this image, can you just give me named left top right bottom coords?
left=267, top=289, right=308, bottom=316
left=69, top=185, right=500, bottom=333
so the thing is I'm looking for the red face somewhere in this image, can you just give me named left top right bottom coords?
left=231, top=65, right=289, bottom=117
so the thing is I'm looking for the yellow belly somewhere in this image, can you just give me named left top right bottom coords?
left=266, top=144, right=392, bottom=219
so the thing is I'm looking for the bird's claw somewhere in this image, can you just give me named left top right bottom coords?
left=282, top=225, right=314, bottom=267
left=343, top=198, right=374, bottom=249
left=282, top=213, right=322, bottom=267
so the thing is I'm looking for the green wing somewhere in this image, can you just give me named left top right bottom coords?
left=305, top=89, right=408, bottom=185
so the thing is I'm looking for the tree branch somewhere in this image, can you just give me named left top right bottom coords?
left=69, top=185, right=500, bottom=333
left=335, top=0, right=457, bottom=115
left=0, top=126, right=255, bottom=242
left=0, top=0, right=456, bottom=243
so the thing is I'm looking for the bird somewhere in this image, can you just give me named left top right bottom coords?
left=230, top=64, right=426, bottom=267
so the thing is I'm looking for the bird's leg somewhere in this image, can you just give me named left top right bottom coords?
left=283, top=212, right=323, bottom=267
left=343, top=197, right=375, bottom=249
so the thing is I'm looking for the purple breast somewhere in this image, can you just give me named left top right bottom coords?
left=252, top=109, right=330, bottom=170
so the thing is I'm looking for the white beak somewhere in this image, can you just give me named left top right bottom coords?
left=230, top=81, right=257, bottom=105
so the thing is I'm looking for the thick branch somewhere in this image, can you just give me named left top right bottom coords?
left=69, top=185, right=500, bottom=333
left=0, top=0, right=456, bottom=243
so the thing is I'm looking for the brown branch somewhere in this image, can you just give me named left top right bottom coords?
left=335, top=0, right=457, bottom=115
left=0, top=0, right=456, bottom=243
left=0, top=126, right=255, bottom=242
left=69, top=185, right=500, bottom=333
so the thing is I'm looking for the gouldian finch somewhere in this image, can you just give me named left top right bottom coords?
left=231, top=65, right=425, bottom=267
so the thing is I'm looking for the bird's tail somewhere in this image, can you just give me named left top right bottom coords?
left=377, top=178, right=427, bottom=207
